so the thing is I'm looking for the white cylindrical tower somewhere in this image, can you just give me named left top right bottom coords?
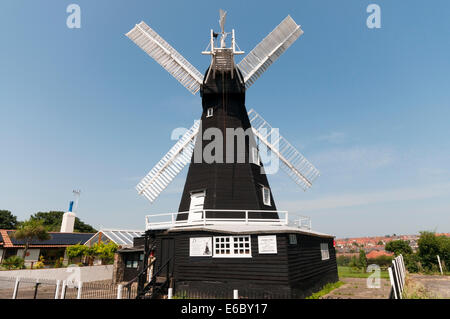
left=60, top=201, right=76, bottom=233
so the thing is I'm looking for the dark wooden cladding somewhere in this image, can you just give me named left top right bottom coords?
left=177, top=68, right=277, bottom=220
left=152, top=230, right=338, bottom=297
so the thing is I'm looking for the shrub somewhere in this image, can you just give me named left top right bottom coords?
left=417, top=231, right=450, bottom=271
left=404, top=253, right=421, bottom=273
left=66, top=243, right=88, bottom=263
left=336, top=255, right=352, bottom=266
left=33, top=256, right=45, bottom=269
left=94, top=242, right=119, bottom=264
left=367, top=255, right=393, bottom=268
left=54, top=257, right=64, bottom=268
left=1, top=256, right=24, bottom=270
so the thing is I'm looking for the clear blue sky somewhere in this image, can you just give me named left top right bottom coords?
left=1, top=1, right=449, bottom=238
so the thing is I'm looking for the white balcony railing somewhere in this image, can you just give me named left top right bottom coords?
left=145, top=209, right=311, bottom=231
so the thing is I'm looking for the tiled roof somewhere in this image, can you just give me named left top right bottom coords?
left=366, top=250, right=394, bottom=259
left=0, top=230, right=94, bottom=248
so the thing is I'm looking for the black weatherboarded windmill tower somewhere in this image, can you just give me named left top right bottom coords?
left=126, top=10, right=338, bottom=298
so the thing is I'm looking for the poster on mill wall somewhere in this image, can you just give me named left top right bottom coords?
left=258, top=235, right=278, bottom=254
left=189, top=237, right=212, bottom=256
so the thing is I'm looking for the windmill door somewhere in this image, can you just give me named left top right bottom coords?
left=188, top=191, right=205, bottom=222
left=158, top=238, right=174, bottom=278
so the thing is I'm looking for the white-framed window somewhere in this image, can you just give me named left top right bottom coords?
left=262, top=186, right=271, bottom=206
left=213, top=236, right=251, bottom=257
left=251, top=147, right=260, bottom=166
left=206, top=107, right=214, bottom=118
left=320, top=243, right=330, bottom=260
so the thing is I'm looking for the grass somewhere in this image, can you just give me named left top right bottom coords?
left=338, top=266, right=389, bottom=279
left=305, top=281, right=344, bottom=299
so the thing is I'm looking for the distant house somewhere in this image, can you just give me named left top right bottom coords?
left=0, top=229, right=93, bottom=266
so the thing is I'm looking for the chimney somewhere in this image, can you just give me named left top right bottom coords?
left=60, top=201, right=76, bottom=233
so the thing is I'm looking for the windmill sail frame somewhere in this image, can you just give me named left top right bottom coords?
left=136, top=121, right=200, bottom=203
left=248, top=109, right=319, bottom=190
left=126, top=22, right=204, bottom=95
left=237, top=15, right=303, bottom=89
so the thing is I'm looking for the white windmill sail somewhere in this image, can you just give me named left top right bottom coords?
left=248, top=109, right=319, bottom=190
left=238, top=16, right=303, bottom=89
left=126, top=21, right=204, bottom=95
left=136, top=121, right=200, bottom=203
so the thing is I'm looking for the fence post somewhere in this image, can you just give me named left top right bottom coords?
left=117, top=284, right=123, bottom=299
left=393, top=259, right=403, bottom=296
left=387, top=267, right=397, bottom=299
left=168, top=288, right=173, bottom=299
left=12, top=277, right=20, bottom=299
left=233, top=289, right=238, bottom=299
left=437, top=255, right=443, bottom=275
left=61, top=280, right=67, bottom=299
left=55, top=280, right=61, bottom=299
left=33, top=279, right=40, bottom=299
left=77, top=281, right=83, bottom=299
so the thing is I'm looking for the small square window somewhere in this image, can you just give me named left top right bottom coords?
left=206, top=107, right=214, bottom=118
left=262, top=186, right=271, bottom=206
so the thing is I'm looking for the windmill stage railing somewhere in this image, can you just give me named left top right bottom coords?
left=144, top=210, right=312, bottom=231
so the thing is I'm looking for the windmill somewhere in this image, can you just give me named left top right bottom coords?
left=124, top=11, right=337, bottom=299
left=127, top=12, right=319, bottom=223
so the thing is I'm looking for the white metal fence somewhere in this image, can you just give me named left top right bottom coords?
left=388, top=254, right=406, bottom=299
left=0, top=276, right=137, bottom=299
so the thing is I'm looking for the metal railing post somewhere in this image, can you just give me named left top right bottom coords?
left=117, top=284, right=123, bottom=299
left=245, top=211, right=248, bottom=225
left=12, top=277, right=20, bottom=299
left=171, top=213, right=175, bottom=226
left=60, top=280, right=67, bottom=299
left=33, top=279, right=40, bottom=299
left=55, top=280, right=61, bottom=299
left=77, top=281, right=83, bottom=299
left=285, top=211, right=288, bottom=225
left=233, top=289, right=239, bottom=299
left=168, top=288, right=173, bottom=299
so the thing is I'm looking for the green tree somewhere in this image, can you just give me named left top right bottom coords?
left=30, top=211, right=96, bottom=233
left=0, top=210, right=18, bottom=229
left=358, top=249, right=367, bottom=270
left=12, top=219, right=51, bottom=261
left=417, top=231, right=450, bottom=271
left=385, top=240, right=413, bottom=256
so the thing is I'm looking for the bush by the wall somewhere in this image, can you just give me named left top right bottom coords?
left=1, top=256, right=24, bottom=270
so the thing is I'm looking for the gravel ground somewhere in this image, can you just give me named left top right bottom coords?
left=408, top=274, right=450, bottom=298
left=322, top=278, right=391, bottom=299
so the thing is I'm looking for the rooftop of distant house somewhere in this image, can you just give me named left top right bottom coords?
left=0, top=229, right=94, bottom=248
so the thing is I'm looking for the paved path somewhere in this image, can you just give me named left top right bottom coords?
left=322, top=278, right=391, bottom=299
left=409, top=274, right=450, bottom=298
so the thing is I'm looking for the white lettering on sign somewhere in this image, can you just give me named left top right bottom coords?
left=258, top=235, right=277, bottom=254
